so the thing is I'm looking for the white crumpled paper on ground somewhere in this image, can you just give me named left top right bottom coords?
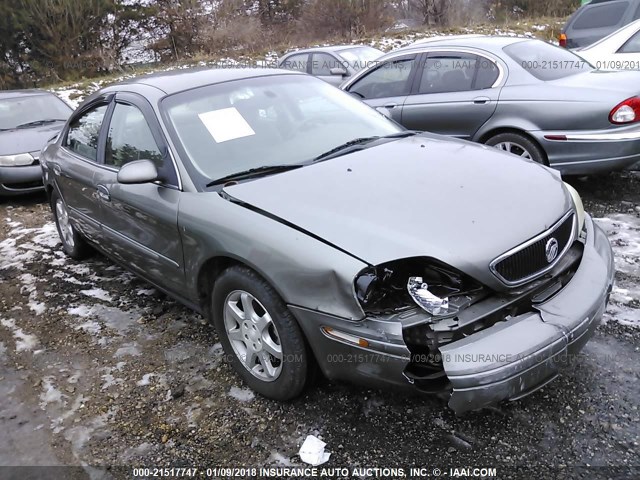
left=298, top=435, right=331, bottom=466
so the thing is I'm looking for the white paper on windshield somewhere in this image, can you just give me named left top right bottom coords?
left=198, top=107, right=255, bottom=143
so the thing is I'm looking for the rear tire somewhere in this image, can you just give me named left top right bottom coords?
left=211, top=265, right=309, bottom=400
left=485, top=132, right=547, bottom=165
left=50, top=190, right=92, bottom=260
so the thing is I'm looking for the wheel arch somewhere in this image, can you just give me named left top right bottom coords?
left=195, top=255, right=293, bottom=322
left=476, top=127, right=549, bottom=166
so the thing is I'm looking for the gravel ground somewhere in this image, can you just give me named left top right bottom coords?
left=0, top=172, right=639, bottom=480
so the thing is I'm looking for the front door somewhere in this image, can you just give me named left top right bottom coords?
left=92, top=94, right=185, bottom=296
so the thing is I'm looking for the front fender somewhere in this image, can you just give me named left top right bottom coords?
left=179, top=192, right=368, bottom=320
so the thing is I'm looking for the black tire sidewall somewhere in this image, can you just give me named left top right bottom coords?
left=211, top=266, right=308, bottom=400
left=485, top=133, right=547, bottom=165
left=50, top=190, right=90, bottom=260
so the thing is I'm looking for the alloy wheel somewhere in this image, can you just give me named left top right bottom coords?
left=55, top=198, right=75, bottom=249
left=223, top=290, right=283, bottom=382
left=494, top=141, right=532, bottom=159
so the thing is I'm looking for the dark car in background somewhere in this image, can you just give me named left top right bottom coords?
left=341, top=36, right=640, bottom=175
left=277, top=45, right=383, bottom=86
left=561, top=0, right=640, bottom=48
left=0, top=90, right=72, bottom=197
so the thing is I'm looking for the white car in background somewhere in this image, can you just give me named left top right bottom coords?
left=577, top=19, right=640, bottom=70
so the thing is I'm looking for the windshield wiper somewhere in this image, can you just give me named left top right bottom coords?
left=15, top=119, right=67, bottom=129
left=206, top=164, right=303, bottom=187
left=312, top=131, right=420, bottom=163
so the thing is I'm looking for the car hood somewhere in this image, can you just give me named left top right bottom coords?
left=549, top=70, right=640, bottom=97
left=0, top=122, right=65, bottom=156
left=223, top=135, right=573, bottom=290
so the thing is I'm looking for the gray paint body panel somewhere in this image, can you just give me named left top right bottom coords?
left=40, top=69, right=616, bottom=413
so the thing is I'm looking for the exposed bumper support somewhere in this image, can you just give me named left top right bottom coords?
left=441, top=215, right=613, bottom=413
left=291, top=214, right=614, bottom=414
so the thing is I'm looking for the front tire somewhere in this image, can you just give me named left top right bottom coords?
left=212, top=266, right=309, bottom=400
left=485, top=132, right=547, bottom=165
left=51, top=190, right=92, bottom=260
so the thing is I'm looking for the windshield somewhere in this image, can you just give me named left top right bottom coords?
left=161, top=74, right=402, bottom=188
left=0, top=94, right=71, bottom=130
left=338, top=46, right=384, bottom=71
left=504, top=40, right=594, bottom=81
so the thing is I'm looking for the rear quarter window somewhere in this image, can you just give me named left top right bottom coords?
left=572, top=1, right=629, bottom=30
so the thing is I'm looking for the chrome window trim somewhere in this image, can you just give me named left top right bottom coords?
left=342, top=46, right=506, bottom=92
left=489, top=209, right=577, bottom=287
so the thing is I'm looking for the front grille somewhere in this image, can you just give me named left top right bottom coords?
left=492, top=212, right=575, bottom=285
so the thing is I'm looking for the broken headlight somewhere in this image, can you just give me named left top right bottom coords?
left=354, top=258, right=486, bottom=317
left=407, top=277, right=458, bottom=316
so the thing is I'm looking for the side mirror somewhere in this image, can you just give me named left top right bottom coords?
left=117, top=159, right=159, bottom=185
left=375, top=107, right=392, bottom=119
left=330, top=67, right=348, bottom=77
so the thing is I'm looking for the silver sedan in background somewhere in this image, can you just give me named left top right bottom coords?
left=341, top=36, right=640, bottom=175
left=278, top=45, right=383, bottom=86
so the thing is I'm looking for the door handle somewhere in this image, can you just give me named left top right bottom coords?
left=473, top=97, right=491, bottom=105
left=384, top=103, right=398, bottom=109
left=97, top=184, right=111, bottom=202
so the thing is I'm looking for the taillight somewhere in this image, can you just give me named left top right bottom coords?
left=609, top=97, right=640, bottom=124
left=559, top=33, right=567, bottom=48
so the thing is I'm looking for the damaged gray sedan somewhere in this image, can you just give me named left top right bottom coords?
left=40, top=68, right=615, bottom=414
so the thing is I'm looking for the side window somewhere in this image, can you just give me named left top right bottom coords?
left=572, top=2, right=629, bottom=29
left=281, top=53, right=309, bottom=73
left=311, top=53, right=341, bottom=76
left=348, top=56, right=416, bottom=99
left=105, top=103, right=163, bottom=169
left=635, top=2, right=640, bottom=19
left=474, top=57, right=500, bottom=89
left=105, top=102, right=178, bottom=187
left=65, top=104, right=108, bottom=161
left=419, top=53, right=476, bottom=94
left=619, top=29, right=640, bottom=53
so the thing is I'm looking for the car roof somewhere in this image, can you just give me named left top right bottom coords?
left=0, top=89, right=52, bottom=100
left=396, top=35, right=530, bottom=54
left=104, top=67, right=304, bottom=95
left=282, top=45, right=374, bottom=56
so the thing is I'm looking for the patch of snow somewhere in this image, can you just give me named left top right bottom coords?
left=114, top=343, right=141, bottom=357
left=136, top=288, right=156, bottom=296
left=80, top=288, right=113, bottom=302
left=68, top=305, right=93, bottom=318
left=136, top=373, right=157, bottom=386
left=229, top=386, right=255, bottom=402
left=40, top=376, right=64, bottom=408
left=0, top=317, right=39, bottom=352
left=28, top=300, right=47, bottom=315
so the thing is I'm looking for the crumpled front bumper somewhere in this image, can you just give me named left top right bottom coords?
left=291, top=214, right=614, bottom=414
left=440, top=214, right=613, bottom=413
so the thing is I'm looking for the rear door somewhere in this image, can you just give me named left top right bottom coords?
left=401, top=51, right=501, bottom=139
left=92, top=93, right=186, bottom=295
left=53, top=98, right=111, bottom=242
left=345, top=54, right=419, bottom=123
